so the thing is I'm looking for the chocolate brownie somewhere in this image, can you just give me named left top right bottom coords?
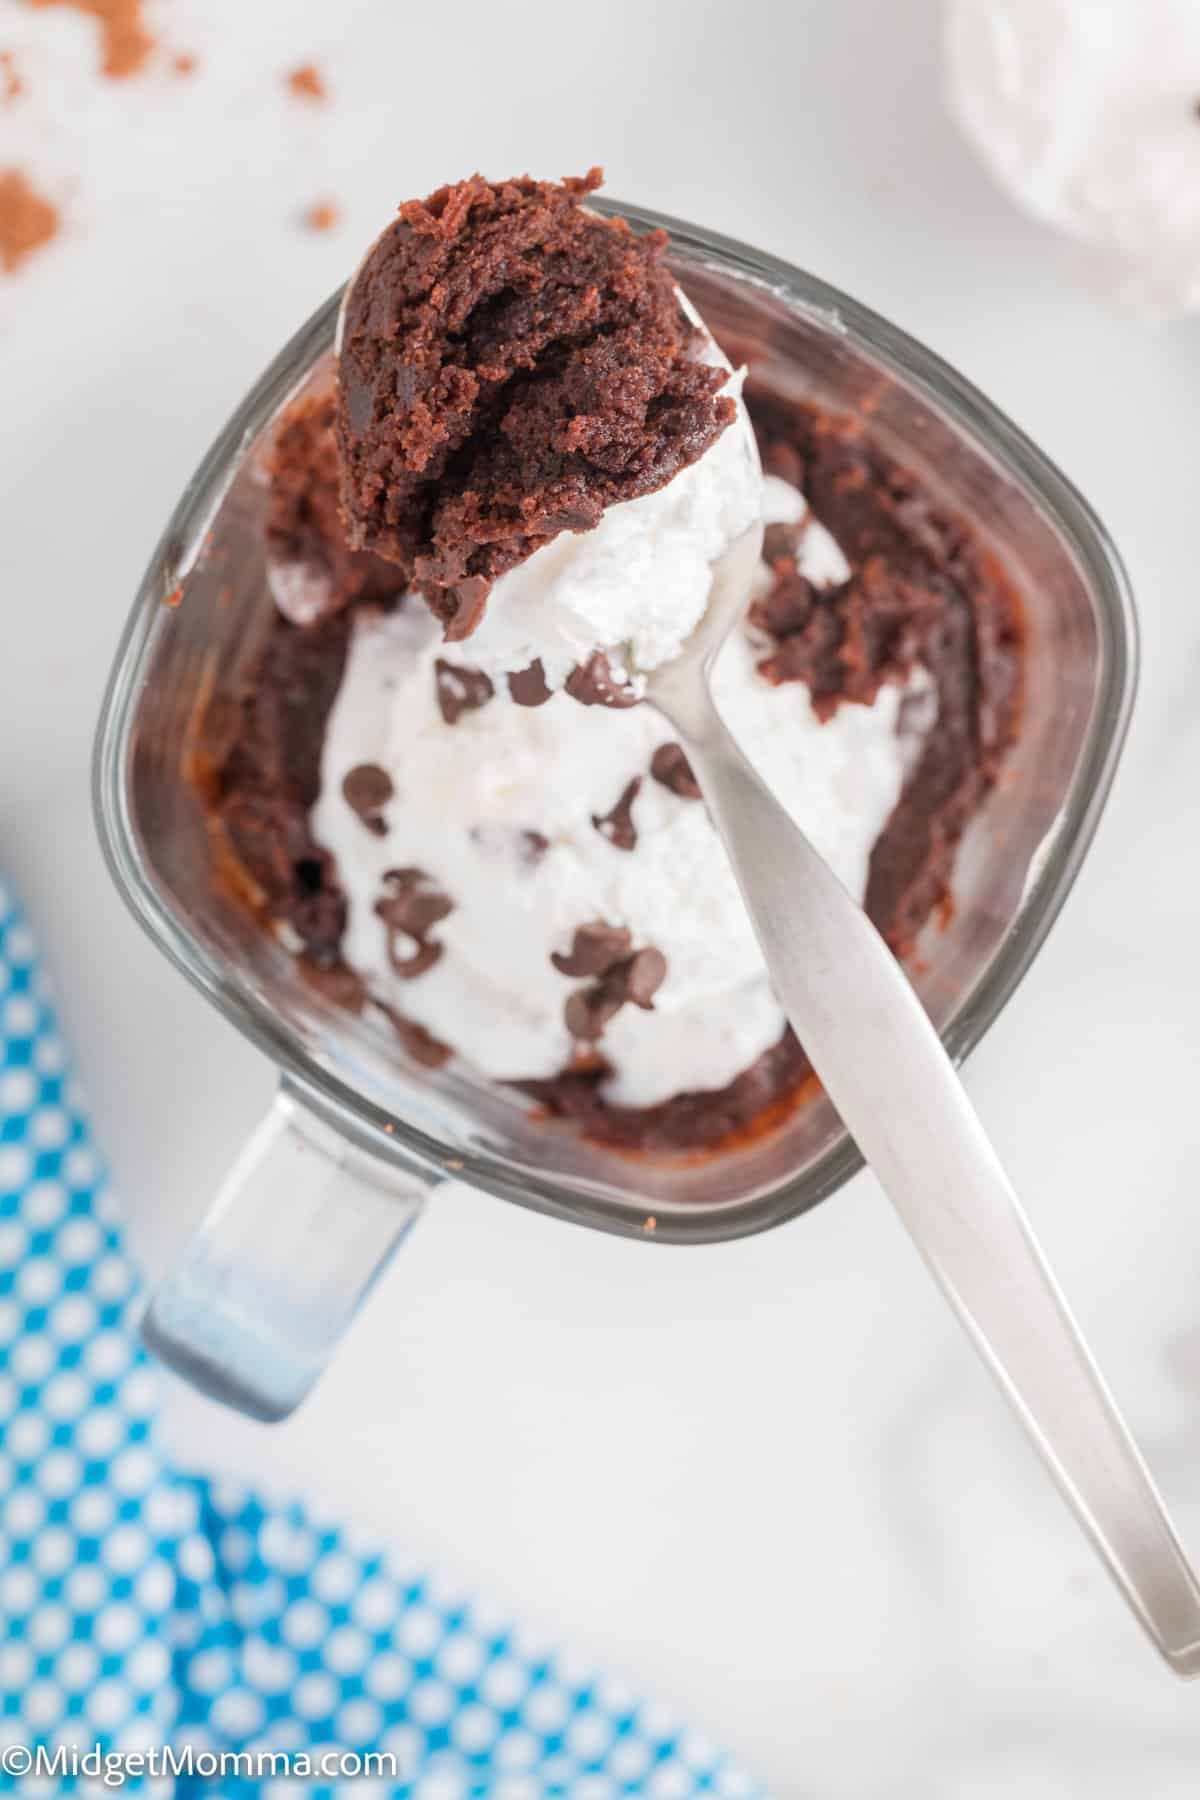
left=264, top=391, right=405, bottom=624
left=206, top=381, right=1022, bottom=1153
left=336, top=169, right=734, bottom=639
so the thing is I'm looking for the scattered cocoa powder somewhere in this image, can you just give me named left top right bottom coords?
left=24, top=0, right=155, bottom=80
left=0, top=169, right=59, bottom=274
left=172, top=51, right=196, bottom=76
left=0, top=51, right=22, bottom=102
left=286, top=61, right=326, bottom=102
left=303, top=200, right=340, bottom=233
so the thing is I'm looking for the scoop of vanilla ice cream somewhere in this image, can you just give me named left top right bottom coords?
left=946, top=0, right=1200, bottom=315
left=311, top=477, right=932, bottom=1108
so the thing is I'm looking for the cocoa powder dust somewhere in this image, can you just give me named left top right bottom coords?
left=0, top=169, right=59, bottom=273
left=23, top=0, right=155, bottom=80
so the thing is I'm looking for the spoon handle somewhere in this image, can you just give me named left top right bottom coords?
left=672, top=690, right=1200, bottom=1675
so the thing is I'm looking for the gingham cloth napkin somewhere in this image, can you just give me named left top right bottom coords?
left=0, top=880, right=765, bottom=1797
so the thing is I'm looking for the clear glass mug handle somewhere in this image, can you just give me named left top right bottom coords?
left=141, top=1075, right=441, bottom=1420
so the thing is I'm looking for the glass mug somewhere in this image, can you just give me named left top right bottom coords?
left=94, top=201, right=1135, bottom=1422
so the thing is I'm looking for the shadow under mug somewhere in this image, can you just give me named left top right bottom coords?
left=94, top=201, right=1136, bottom=1420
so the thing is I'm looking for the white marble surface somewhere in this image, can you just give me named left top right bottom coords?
left=3, top=0, right=1200, bottom=1791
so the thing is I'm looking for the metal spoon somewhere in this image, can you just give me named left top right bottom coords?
left=335, top=232, right=1200, bottom=1664
left=645, top=519, right=1200, bottom=1675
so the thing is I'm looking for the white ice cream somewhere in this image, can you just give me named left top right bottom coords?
left=946, top=0, right=1200, bottom=315
left=310, top=478, right=933, bottom=1108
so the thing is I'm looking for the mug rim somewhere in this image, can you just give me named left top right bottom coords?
left=92, top=197, right=1138, bottom=1245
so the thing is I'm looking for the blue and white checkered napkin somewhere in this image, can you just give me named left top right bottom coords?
left=0, top=880, right=764, bottom=1797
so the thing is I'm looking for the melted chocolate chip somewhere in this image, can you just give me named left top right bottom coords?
left=592, top=777, right=641, bottom=851
left=507, top=660, right=553, bottom=707
left=649, top=742, right=701, bottom=800
left=434, top=659, right=494, bottom=724
left=551, top=922, right=633, bottom=977
left=565, top=651, right=639, bottom=709
left=341, top=763, right=394, bottom=835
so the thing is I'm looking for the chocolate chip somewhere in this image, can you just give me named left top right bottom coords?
left=622, top=946, right=667, bottom=1009
left=563, top=985, right=624, bottom=1042
left=522, top=829, right=550, bottom=864
left=341, top=762, right=394, bottom=835
left=374, top=866, right=453, bottom=979
left=375, top=866, right=454, bottom=937
left=507, top=660, right=553, bottom=707
left=551, top=922, right=633, bottom=977
left=565, top=651, right=639, bottom=709
left=560, top=940, right=667, bottom=1040
left=649, top=742, right=701, bottom=800
left=592, top=777, right=641, bottom=852
left=434, top=659, right=494, bottom=724
left=443, top=575, right=490, bottom=641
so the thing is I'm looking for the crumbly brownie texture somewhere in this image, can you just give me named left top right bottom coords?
left=336, top=169, right=734, bottom=639
left=264, top=392, right=406, bottom=621
left=210, top=605, right=352, bottom=961
left=0, top=168, right=59, bottom=274
left=207, top=384, right=1022, bottom=1154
